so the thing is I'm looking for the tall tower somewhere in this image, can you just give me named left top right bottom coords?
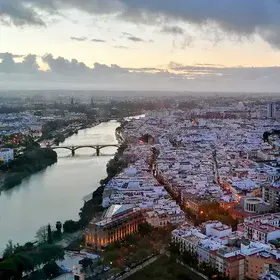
left=71, top=97, right=74, bottom=106
left=267, top=102, right=277, bottom=119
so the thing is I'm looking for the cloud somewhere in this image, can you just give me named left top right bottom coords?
left=92, top=62, right=128, bottom=76
left=119, top=0, right=277, bottom=34
left=21, top=54, right=40, bottom=73
left=40, top=54, right=129, bottom=78
left=3, top=0, right=280, bottom=49
left=42, top=54, right=90, bottom=75
left=125, top=67, right=161, bottom=73
left=161, top=25, right=184, bottom=35
left=0, top=53, right=18, bottom=73
left=121, top=0, right=280, bottom=49
left=168, top=61, right=280, bottom=82
left=1, top=52, right=280, bottom=92
left=121, top=32, right=152, bottom=43
left=70, top=36, right=88, bottom=41
left=114, top=45, right=130, bottom=49
left=122, top=32, right=133, bottom=37
left=70, top=37, right=106, bottom=43
left=0, top=52, right=24, bottom=59
left=0, top=53, right=40, bottom=73
left=91, top=39, right=106, bottom=43
left=180, top=35, right=194, bottom=49
left=0, top=0, right=46, bottom=27
left=127, top=36, right=144, bottom=42
left=195, top=63, right=225, bottom=67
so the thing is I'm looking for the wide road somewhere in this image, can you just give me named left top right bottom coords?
left=0, top=121, right=119, bottom=252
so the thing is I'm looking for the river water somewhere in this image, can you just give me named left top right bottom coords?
left=0, top=121, right=119, bottom=252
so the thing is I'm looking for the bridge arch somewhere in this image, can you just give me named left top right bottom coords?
left=73, top=146, right=98, bottom=151
left=51, top=146, right=73, bottom=151
left=98, top=144, right=119, bottom=150
left=49, top=144, right=119, bottom=156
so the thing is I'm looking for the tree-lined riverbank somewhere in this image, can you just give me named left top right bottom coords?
left=0, top=148, right=57, bottom=191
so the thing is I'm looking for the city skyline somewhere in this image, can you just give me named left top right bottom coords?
left=1, top=0, right=280, bottom=91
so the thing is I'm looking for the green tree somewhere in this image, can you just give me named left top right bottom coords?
left=79, top=258, right=93, bottom=268
left=15, top=254, right=35, bottom=275
left=2, top=240, right=16, bottom=259
left=136, top=249, right=149, bottom=261
left=103, top=251, right=120, bottom=266
left=35, top=225, right=48, bottom=244
left=200, top=262, right=217, bottom=277
left=263, top=131, right=270, bottom=142
left=0, top=253, right=34, bottom=279
left=37, top=244, right=64, bottom=265
left=63, top=220, right=80, bottom=233
left=138, top=222, right=153, bottom=236
left=0, top=258, right=18, bottom=280
left=47, top=224, right=53, bottom=244
left=56, top=221, right=62, bottom=236
left=13, top=242, right=35, bottom=254
left=182, top=251, right=198, bottom=268
left=168, top=242, right=180, bottom=257
left=124, top=235, right=139, bottom=245
left=43, top=261, right=60, bottom=278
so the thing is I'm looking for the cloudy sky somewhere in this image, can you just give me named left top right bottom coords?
left=1, top=0, right=280, bottom=92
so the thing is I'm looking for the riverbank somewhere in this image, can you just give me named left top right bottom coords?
left=77, top=142, right=128, bottom=228
left=0, top=148, right=57, bottom=191
left=40, top=120, right=97, bottom=146
left=115, top=126, right=126, bottom=143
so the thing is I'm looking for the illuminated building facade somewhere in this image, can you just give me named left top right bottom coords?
left=85, top=205, right=144, bottom=250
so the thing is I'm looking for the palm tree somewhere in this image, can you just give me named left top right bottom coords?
left=2, top=240, right=15, bottom=259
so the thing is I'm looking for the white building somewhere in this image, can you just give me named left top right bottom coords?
left=238, top=214, right=280, bottom=243
left=240, top=241, right=271, bottom=256
left=267, top=103, right=277, bottom=119
left=172, top=226, right=207, bottom=254
left=204, top=221, right=233, bottom=238
left=0, top=148, right=14, bottom=163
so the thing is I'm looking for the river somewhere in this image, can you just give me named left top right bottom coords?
left=0, top=121, right=119, bottom=252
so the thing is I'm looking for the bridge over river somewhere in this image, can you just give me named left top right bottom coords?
left=48, top=143, right=119, bottom=156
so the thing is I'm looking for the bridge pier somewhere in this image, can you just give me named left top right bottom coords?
left=71, top=148, right=75, bottom=156
left=96, top=147, right=100, bottom=156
